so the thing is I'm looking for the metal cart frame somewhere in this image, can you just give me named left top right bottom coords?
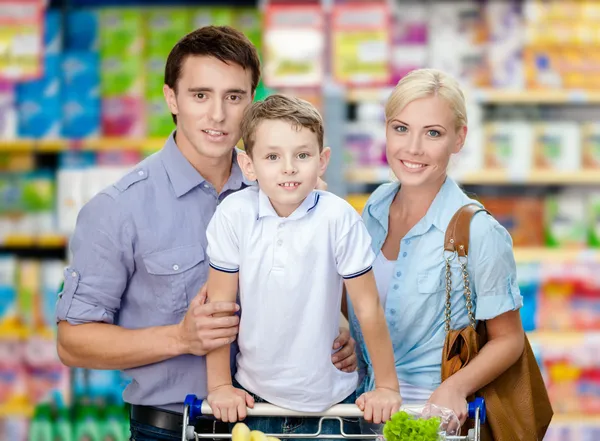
left=181, top=395, right=486, bottom=441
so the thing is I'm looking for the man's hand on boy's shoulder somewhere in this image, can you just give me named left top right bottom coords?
left=332, top=328, right=357, bottom=373
left=207, top=384, right=255, bottom=422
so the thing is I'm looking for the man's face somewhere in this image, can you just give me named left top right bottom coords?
left=164, top=55, right=254, bottom=160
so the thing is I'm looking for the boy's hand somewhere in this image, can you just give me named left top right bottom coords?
left=207, top=384, right=255, bottom=422
left=356, top=387, right=402, bottom=424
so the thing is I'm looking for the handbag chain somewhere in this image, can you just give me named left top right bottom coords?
left=444, top=239, right=476, bottom=332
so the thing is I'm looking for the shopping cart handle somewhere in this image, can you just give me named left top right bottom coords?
left=467, top=397, right=486, bottom=424
left=185, top=394, right=486, bottom=424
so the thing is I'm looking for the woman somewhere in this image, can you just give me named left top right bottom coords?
left=347, top=68, right=525, bottom=426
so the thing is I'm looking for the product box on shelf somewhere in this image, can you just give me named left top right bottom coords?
left=544, top=190, right=588, bottom=248
left=44, top=10, right=63, bottom=55
left=67, top=9, right=99, bottom=52
left=0, top=81, right=16, bottom=140
left=145, top=8, right=190, bottom=58
left=99, top=9, right=144, bottom=58
left=581, top=123, right=600, bottom=170
left=533, top=122, right=581, bottom=172
left=16, top=55, right=62, bottom=139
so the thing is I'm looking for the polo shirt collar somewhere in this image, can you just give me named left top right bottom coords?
left=257, top=189, right=320, bottom=220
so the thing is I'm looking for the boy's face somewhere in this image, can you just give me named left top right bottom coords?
left=239, top=119, right=330, bottom=217
left=164, top=55, right=254, bottom=161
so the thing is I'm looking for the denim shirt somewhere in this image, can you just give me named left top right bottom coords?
left=348, top=177, right=523, bottom=393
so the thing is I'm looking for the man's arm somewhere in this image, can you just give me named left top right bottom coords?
left=57, top=287, right=240, bottom=370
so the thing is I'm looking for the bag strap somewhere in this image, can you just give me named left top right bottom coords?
left=443, top=203, right=489, bottom=332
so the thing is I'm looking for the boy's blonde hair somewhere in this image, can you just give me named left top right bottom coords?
left=385, top=68, right=468, bottom=131
left=241, top=94, right=324, bottom=157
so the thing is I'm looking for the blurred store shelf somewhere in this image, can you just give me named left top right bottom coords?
left=3, top=234, right=598, bottom=265
left=1, top=234, right=67, bottom=248
left=528, top=331, right=600, bottom=345
left=345, top=167, right=600, bottom=185
left=0, top=137, right=165, bottom=153
left=346, top=87, right=600, bottom=104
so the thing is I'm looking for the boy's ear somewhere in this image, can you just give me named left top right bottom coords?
left=163, top=85, right=178, bottom=118
left=237, top=151, right=257, bottom=181
left=319, top=146, right=331, bottom=177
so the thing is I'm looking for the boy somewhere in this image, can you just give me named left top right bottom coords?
left=205, top=95, right=402, bottom=434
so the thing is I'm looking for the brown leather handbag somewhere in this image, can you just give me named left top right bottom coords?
left=441, top=204, right=554, bottom=441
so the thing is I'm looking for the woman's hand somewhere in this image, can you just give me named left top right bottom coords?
left=427, top=381, right=467, bottom=428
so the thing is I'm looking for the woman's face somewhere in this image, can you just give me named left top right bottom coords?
left=385, top=94, right=466, bottom=189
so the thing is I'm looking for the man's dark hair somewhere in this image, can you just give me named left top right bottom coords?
left=165, top=26, right=261, bottom=124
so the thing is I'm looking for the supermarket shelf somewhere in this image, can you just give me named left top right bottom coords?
left=1, top=234, right=67, bottom=248
left=0, top=137, right=165, bottom=153
left=513, top=247, right=600, bottom=263
left=345, top=167, right=600, bottom=185
left=527, top=331, right=600, bottom=345
left=346, top=87, right=600, bottom=104
left=471, top=88, right=600, bottom=104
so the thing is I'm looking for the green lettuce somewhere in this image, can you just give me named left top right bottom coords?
left=382, top=411, right=442, bottom=441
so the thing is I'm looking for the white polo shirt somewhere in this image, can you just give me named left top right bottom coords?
left=206, top=185, right=376, bottom=412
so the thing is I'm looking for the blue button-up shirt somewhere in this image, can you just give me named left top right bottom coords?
left=56, top=132, right=249, bottom=410
left=348, top=177, right=523, bottom=393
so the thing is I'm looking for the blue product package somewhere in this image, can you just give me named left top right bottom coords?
left=45, top=9, right=63, bottom=54
left=62, top=99, right=100, bottom=139
left=16, top=54, right=61, bottom=100
left=67, top=10, right=99, bottom=52
left=62, top=51, right=100, bottom=91
left=58, top=151, right=97, bottom=169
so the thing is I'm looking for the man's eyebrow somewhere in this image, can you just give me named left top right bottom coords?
left=187, top=87, right=248, bottom=94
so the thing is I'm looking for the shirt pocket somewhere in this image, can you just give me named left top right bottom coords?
left=417, top=261, right=465, bottom=295
left=142, top=244, right=205, bottom=313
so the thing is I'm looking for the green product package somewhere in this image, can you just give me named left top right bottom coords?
left=145, top=8, right=191, bottom=58
left=74, top=405, right=102, bottom=441
left=53, top=407, right=74, bottom=441
left=544, top=193, right=588, bottom=247
left=588, top=193, right=600, bottom=247
left=101, top=55, right=145, bottom=98
left=28, top=404, right=53, bottom=441
left=99, top=9, right=144, bottom=58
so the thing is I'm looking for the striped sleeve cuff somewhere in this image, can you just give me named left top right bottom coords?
left=342, top=266, right=372, bottom=280
left=209, top=262, right=239, bottom=273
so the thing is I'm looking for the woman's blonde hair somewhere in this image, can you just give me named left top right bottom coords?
left=385, top=68, right=467, bottom=131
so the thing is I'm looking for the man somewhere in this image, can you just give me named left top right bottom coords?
left=56, top=26, right=357, bottom=441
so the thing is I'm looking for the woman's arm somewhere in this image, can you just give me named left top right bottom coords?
left=428, top=310, right=524, bottom=422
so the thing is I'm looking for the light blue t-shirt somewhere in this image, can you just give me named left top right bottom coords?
left=348, top=177, right=523, bottom=393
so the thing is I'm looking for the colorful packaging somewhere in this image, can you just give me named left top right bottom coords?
left=16, top=55, right=62, bottom=139
left=145, top=8, right=190, bottom=58
left=0, top=256, right=17, bottom=330
left=146, top=96, right=173, bottom=137
left=484, top=121, right=533, bottom=178
left=544, top=190, right=588, bottom=248
left=44, top=9, right=63, bottom=55
left=588, top=191, right=600, bottom=247
left=99, top=9, right=144, bottom=58
left=0, top=81, right=17, bottom=140
left=478, top=197, right=545, bottom=246
left=62, top=52, right=101, bottom=139
left=101, top=55, right=144, bottom=98
left=101, top=97, right=146, bottom=137
left=581, top=122, right=600, bottom=170
left=533, top=122, right=581, bottom=172
left=16, top=259, right=40, bottom=331
left=67, top=10, right=99, bottom=52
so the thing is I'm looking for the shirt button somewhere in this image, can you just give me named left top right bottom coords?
left=137, top=170, right=144, bottom=176
left=404, top=239, right=411, bottom=245
left=277, top=239, right=283, bottom=246
left=390, top=308, right=396, bottom=315
left=278, top=223, right=284, bottom=229
left=172, top=264, right=179, bottom=271
left=204, top=184, right=210, bottom=189
left=71, top=271, right=77, bottom=278
left=393, top=284, right=399, bottom=290
left=402, top=252, right=407, bottom=257
left=396, top=271, right=402, bottom=277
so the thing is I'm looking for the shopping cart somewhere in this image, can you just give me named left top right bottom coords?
left=181, top=394, right=486, bottom=441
